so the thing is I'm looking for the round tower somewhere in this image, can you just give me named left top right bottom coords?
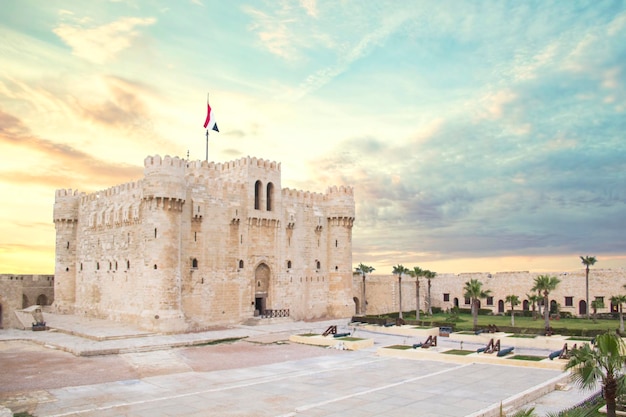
left=325, top=185, right=356, bottom=317
left=140, top=155, right=187, bottom=331
left=52, top=188, right=80, bottom=313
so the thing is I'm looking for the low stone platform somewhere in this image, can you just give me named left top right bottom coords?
left=289, top=333, right=374, bottom=350
left=377, top=345, right=567, bottom=370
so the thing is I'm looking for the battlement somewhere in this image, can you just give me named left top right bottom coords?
left=54, top=189, right=82, bottom=222
left=326, top=185, right=354, bottom=196
left=282, top=187, right=327, bottom=204
left=144, top=155, right=187, bottom=182
left=185, top=156, right=281, bottom=182
left=55, top=189, right=82, bottom=198
left=80, top=180, right=143, bottom=203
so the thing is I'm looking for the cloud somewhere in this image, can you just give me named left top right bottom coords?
left=53, top=15, right=156, bottom=64
left=69, top=76, right=154, bottom=128
left=0, top=108, right=143, bottom=189
left=299, top=0, right=318, bottom=18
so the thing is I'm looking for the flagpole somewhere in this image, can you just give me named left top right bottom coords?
left=205, top=129, right=209, bottom=161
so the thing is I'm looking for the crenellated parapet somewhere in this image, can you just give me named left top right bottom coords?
left=143, top=155, right=186, bottom=201
left=282, top=187, right=327, bottom=205
left=53, top=188, right=82, bottom=223
left=185, top=156, right=281, bottom=183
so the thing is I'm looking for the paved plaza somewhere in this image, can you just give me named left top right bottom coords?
left=0, top=314, right=598, bottom=417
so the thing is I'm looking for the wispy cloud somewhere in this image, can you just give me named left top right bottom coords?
left=0, top=108, right=143, bottom=189
left=53, top=14, right=156, bottom=64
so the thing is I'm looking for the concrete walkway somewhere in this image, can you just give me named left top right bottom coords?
left=0, top=315, right=599, bottom=416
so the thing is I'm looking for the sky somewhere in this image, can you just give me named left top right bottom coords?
left=1, top=1, right=625, bottom=276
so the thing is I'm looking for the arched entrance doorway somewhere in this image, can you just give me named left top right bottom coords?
left=523, top=300, right=529, bottom=311
left=37, top=294, right=48, bottom=306
left=353, top=297, right=361, bottom=315
left=453, top=297, right=459, bottom=308
left=498, top=300, right=505, bottom=313
left=254, top=263, right=270, bottom=315
left=579, top=300, right=587, bottom=316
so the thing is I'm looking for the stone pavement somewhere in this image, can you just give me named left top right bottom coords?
left=0, top=314, right=599, bottom=416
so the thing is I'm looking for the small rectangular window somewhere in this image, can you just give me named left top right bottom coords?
left=565, top=296, right=573, bottom=307
left=486, top=296, right=494, bottom=306
left=443, top=293, right=450, bottom=302
left=464, top=297, right=470, bottom=305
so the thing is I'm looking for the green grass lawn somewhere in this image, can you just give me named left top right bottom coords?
left=399, top=312, right=620, bottom=333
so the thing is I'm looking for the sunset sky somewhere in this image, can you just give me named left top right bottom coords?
left=1, top=1, right=625, bottom=275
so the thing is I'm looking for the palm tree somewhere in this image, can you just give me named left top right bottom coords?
left=463, top=279, right=492, bottom=330
left=424, top=270, right=437, bottom=315
left=591, top=299, right=604, bottom=323
left=610, top=294, right=626, bottom=333
left=565, top=332, right=626, bottom=417
left=533, top=275, right=561, bottom=330
left=526, top=293, right=540, bottom=320
left=580, top=255, right=598, bottom=319
left=392, top=265, right=409, bottom=319
left=408, top=266, right=424, bottom=321
left=505, top=295, right=520, bottom=326
left=354, top=263, right=375, bottom=315
left=530, top=281, right=543, bottom=319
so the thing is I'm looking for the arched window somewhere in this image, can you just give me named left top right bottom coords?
left=127, top=260, right=130, bottom=269
left=96, top=262, right=100, bottom=270
left=254, top=180, right=262, bottom=210
left=316, top=260, right=321, bottom=270
left=192, top=258, right=198, bottom=269
left=154, top=264, right=157, bottom=269
left=287, top=260, right=292, bottom=269
left=266, top=182, right=274, bottom=211
left=239, top=260, right=244, bottom=269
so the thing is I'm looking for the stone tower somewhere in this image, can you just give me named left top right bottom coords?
left=52, top=189, right=80, bottom=313
left=140, top=155, right=187, bottom=331
left=325, top=186, right=355, bottom=317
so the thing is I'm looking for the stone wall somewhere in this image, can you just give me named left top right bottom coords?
left=0, top=274, right=54, bottom=328
left=353, top=268, right=626, bottom=317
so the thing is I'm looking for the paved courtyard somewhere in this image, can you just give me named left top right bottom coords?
left=0, top=314, right=598, bottom=416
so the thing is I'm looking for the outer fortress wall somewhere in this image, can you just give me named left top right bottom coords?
left=355, top=268, right=626, bottom=317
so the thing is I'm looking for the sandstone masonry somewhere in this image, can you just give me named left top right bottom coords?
left=353, top=268, right=626, bottom=317
left=53, top=155, right=355, bottom=332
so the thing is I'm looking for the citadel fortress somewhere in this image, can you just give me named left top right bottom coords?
left=0, top=154, right=624, bottom=331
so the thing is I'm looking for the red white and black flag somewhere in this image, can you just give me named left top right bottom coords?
left=203, top=93, right=219, bottom=132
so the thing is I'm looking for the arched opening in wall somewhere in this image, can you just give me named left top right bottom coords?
left=254, top=180, right=262, bottom=210
left=287, top=260, right=292, bottom=269
left=22, top=294, right=29, bottom=308
left=579, top=300, right=587, bottom=316
left=238, top=260, right=244, bottom=269
left=611, top=301, right=619, bottom=313
left=266, top=182, right=274, bottom=211
left=353, top=297, right=361, bottom=315
left=192, top=258, right=198, bottom=269
left=316, top=260, right=321, bottom=270
left=523, top=300, right=529, bottom=311
left=453, top=298, right=459, bottom=308
left=37, top=294, right=48, bottom=306
left=550, top=300, right=558, bottom=315
left=498, top=300, right=505, bottom=313
left=254, top=263, right=271, bottom=315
